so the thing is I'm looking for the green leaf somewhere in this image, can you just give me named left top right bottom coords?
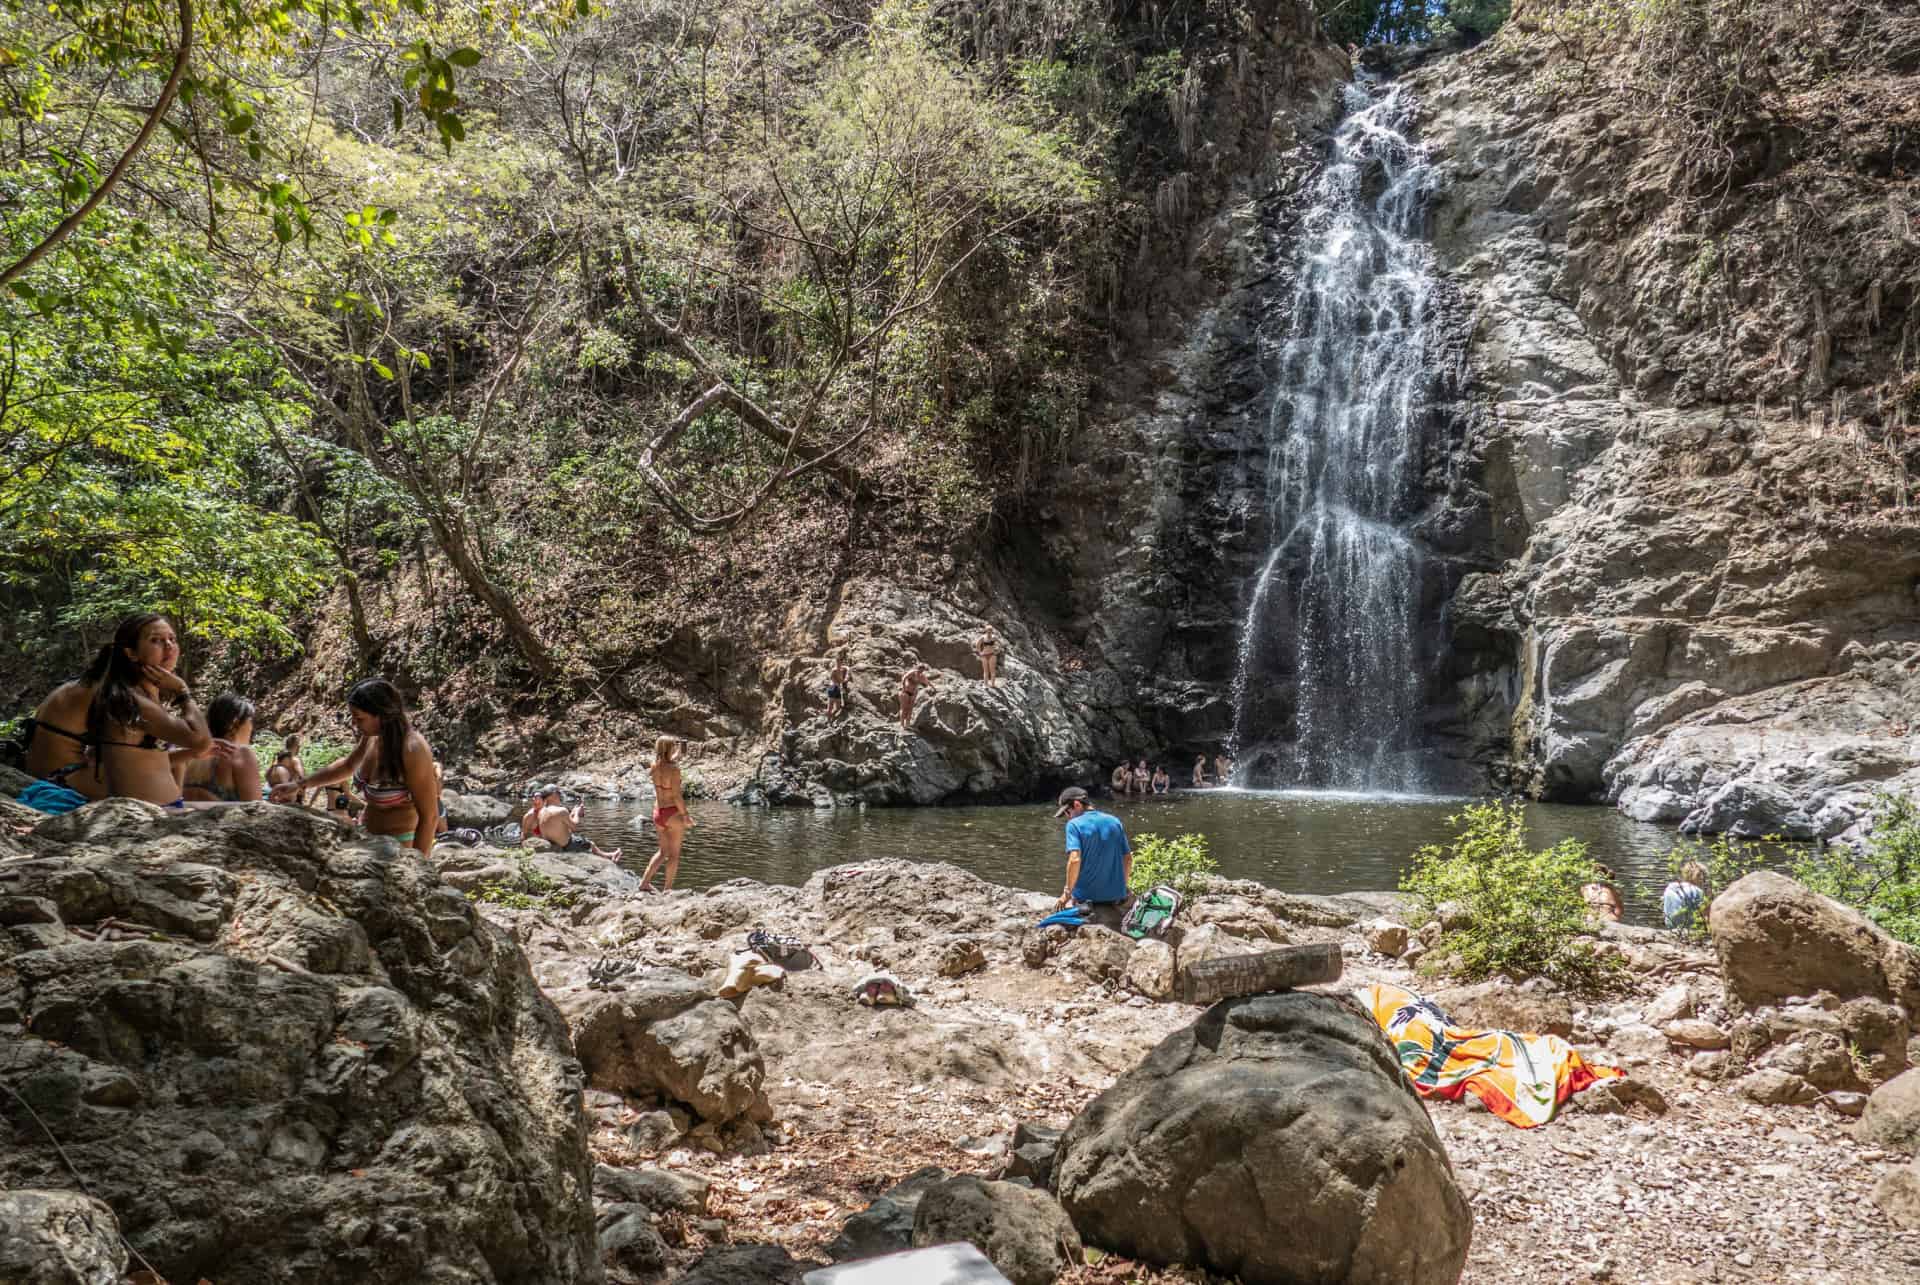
left=224, top=112, right=255, bottom=136
left=449, top=47, right=481, bottom=68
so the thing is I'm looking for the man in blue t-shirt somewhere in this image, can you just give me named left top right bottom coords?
left=1053, top=787, right=1132, bottom=922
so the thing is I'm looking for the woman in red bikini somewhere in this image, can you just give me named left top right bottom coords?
left=640, top=736, right=693, bottom=892
left=274, top=678, right=440, bottom=856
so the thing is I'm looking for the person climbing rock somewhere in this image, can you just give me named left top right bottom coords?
left=898, top=663, right=936, bottom=729
left=974, top=625, right=1001, bottom=687
left=1053, top=786, right=1133, bottom=929
left=825, top=652, right=851, bottom=720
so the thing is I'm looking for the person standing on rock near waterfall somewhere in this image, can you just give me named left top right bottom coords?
left=825, top=652, right=850, bottom=720
left=1053, top=786, right=1133, bottom=928
left=640, top=736, right=693, bottom=892
left=898, top=663, right=935, bottom=729
left=273, top=678, right=440, bottom=856
left=974, top=625, right=1001, bottom=687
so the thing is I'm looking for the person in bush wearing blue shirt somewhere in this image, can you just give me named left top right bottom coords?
left=1054, top=786, right=1133, bottom=927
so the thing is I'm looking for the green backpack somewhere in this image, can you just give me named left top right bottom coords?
left=1123, top=885, right=1182, bottom=940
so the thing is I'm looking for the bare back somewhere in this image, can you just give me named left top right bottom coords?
left=534, top=803, right=577, bottom=847
left=26, top=681, right=102, bottom=798
left=651, top=760, right=685, bottom=811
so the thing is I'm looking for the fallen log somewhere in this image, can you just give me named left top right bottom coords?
left=1176, top=942, right=1343, bottom=1005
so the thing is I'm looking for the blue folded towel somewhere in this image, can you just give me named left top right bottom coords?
left=1037, top=907, right=1088, bottom=929
left=17, top=781, right=88, bottom=814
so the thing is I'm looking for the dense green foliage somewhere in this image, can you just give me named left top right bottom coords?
left=1402, top=800, right=1619, bottom=990
left=1314, top=0, right=1510, bottom=45
left=5, top=0, right=1254, bottom=696
left=1128, top=830, right=1218, bottom=899
left=1663, top=793, right=1920, bottom=946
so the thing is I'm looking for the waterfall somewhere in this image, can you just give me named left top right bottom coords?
left=1227, top=79, right=1440, bottom=794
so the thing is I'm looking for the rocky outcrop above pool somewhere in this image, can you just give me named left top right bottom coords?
left=1410, top=5, right=1920, bottom=832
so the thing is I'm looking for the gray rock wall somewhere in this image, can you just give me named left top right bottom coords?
left=1406, top=12, right=1920, bottom=831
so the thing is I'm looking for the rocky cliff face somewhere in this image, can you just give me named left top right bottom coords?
left=1407, top=0, right=1920, bottom=833
left=721, top=1, right=1359, bottom=804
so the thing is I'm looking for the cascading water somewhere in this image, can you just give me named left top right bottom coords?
left=1226, top=78, right=1440, bottom=793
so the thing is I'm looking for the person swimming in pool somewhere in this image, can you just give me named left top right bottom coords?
left=639, top=736, right=693, bottom=892
left=78, top=613, right=215, bottom=807
left=272, top=678, right=439, bottom=856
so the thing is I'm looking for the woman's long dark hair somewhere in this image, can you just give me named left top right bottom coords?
left=82, top=612, right=169, bottom=749
left=207, top=692, right=255, bottom=739
left=348, top=678, right=410, bottom=784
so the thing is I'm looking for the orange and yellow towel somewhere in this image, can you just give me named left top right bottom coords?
left=1357, top=982, right=1624, bottom=1128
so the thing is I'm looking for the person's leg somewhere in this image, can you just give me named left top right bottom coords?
left=591, top=840, right=623, bottom=861
left=658, top=815, right=686, bottom=889
left=899, top=694, right=912, bottom=728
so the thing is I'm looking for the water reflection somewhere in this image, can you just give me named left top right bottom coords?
left=576, top=790, right=1691, bottom=927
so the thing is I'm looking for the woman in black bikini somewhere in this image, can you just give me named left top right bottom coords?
left=274, top=679, right=439, bottom=855
left=183, top=693, right=263, bottom=803
left=81, top=613, right=214, bottom=807
left=23, top=676, right=105, bottom=799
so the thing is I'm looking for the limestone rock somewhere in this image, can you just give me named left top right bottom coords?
left=828, top=1166, right=949, bottom=1264
left=593, top=1163, right=710, bottom=1215
left=0, top=1190, right=126, bottom=1285
left=1003, top=1122, right=1064, bottom=1191
left=1362, top=918, right=1409, bottom=956
left=1055, top=991, right=1471, bottom=1283
left=563, top=972, right=771, bottom=1124
left=1606, top=1023, right=1669, bottom=1066
left=1054, top=926, right=1135, bottom=983
left=937, top=936, right=989, bottom=978
left=0, top=800, right=600, bottom=1285
left=1733, top=1069, right=1822, bottom=1107
left=1708, top=872, right=1920, bottom=1012
left=1663, top=1019, right=1730, bottom=1050
left=1873, top=1159, right=1920, bottom=1230
left=1859, top=1069, right=1920, bottom=1156
left=910, top=1176, right=1081, bottom=1285
left=1432, top=982, right=1575, bottom=1039
left=1644, top=982, right=1697, bottom=1026
left=1124, top=937, right=1177, bottom=1000
left=679, top=1243, right=808, bottom=1284
left=442, top=791, right=514, bottom=829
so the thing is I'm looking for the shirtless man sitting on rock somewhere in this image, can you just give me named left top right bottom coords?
left=522, top=785, right=622, bottom=859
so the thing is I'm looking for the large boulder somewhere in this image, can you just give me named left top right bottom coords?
left=827, top=1166, right=950, bottom=1263
left=1859, top=1068, right=1920, bottom=1156
left=0, top=800, right=600, bottom=1284
left=1054, top=991, right=1470, bottom=1284
left=0, top=1190, right=126, bottom=1285
left=910, top=1175, right=1082, bottom=1285
left=441, top=791, right=514, bottom=830
left=1708, top=871, right=1920, bottom=1012
left=562, top=971, right=772, bottom=1125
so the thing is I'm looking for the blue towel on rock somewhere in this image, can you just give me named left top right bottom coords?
left=1037, top=907, right=1088, bottom=929
left=17, top=781, right=88, bottom=814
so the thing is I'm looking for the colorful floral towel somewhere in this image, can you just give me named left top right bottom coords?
left=1357, top=982, right=1624, bottom=1129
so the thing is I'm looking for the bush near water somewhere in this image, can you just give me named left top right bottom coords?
left=1402, top=800, right=1621, bottom=992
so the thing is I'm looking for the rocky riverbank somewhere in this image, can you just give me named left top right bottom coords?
left=6, top=799, right=1920, bottom=1283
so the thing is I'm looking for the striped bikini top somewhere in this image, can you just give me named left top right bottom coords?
left=353, top=771, right=412, bottom=808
